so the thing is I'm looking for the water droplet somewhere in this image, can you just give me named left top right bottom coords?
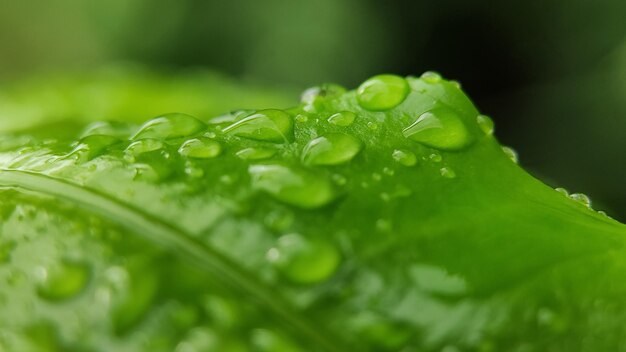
left=403, top=108, right=472, bottom=150
left=449, top=80, right=462, bottom=89
left=69, top=135, right=120, bottom=162
left=570, top=193, right=592, bottom=208
left=111, top=266, right=159, bottom=335
left=331, top=173, right=347, bottom=185
left=37, top=259, right=91, bottom=301
left=555, top=187, right=569, bottom=196
left=367, top=122, right=379, bottom=130
left=125, top=139, right=164, bottom=161
left=184, top=161, right=205, bottom=178
left=248, top=164, right=335, bottom=209
left=392, top=149, right=417, bottom=166
left=222, top=109, right=293, bottom=143
left=301, top=133, right=362, bottom=166
left=300, top=84, right=346, bottom=105
left=235, top=147, right=277, bottom=160
left=357, top=75, right=409, bottom=111
left=178, top=138, right=221, bottom=159
left=295, top=114, right=309, bottom=123
left=81, top=121, right=133, bottom=139
left=476, top=114, right=494, bottom=135
left=266, top=233, right=340, bottom=284
left=327, top=111, right=356, bottom=127
left=264, top=210, right=294, bottom=232
left=440, top=167, right=456, bottom=179
left=421, top=71, right=442, bottom=83
left=132, top=113, right=206, bottom=140
left=429, top=153, right=442, bottom=162
left=502, top=146, right=518, bottom=164
left=382, top=167, right=395, bottom=176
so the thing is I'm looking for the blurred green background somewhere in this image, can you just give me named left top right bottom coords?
left=0, top=0, right=624, bottom=220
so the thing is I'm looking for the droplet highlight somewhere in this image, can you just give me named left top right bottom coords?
left=392, top=149, right=417, bottom=166
left=421, top=71, right=442, bottom=84
left=132, top=113, right=206, bottom=140
left=476, top=114, right=494, bottom=135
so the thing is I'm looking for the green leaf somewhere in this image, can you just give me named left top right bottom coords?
left=0, top=72, right=625, bottom=352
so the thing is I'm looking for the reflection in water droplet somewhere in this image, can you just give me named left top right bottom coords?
left=403, top=108, right=472, bottom=150
left=502, top=146, right=519, bottom=164
left=327, top=111, right=356, bottom=127
left=357, top=75, right=409, bottom=111
left=440, top=167, right=456, bottom=179
left=301, top=134, right=362, bottom=166
left=37, top=259, right=91, bottom=301
left=392, top=149, right=417, bottom=166
left=178, top=138, right=221, bottom=159
left=132, top=113, right=206, bottom=140
left=266, top=233, right=340, bottom=284
left=420, top=71, right=442, bottom=83
left=248, top=164, right=335, bottom=209
left=476, top=114, right=494, bottom=135
left=236, top=147, right=277, bottom=160
left=223, top=109, right=293, bottom=143
left=300, top=84, right=346, bottom=105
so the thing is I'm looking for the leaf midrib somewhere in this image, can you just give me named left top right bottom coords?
left=0, top=168, right=346, bottom=352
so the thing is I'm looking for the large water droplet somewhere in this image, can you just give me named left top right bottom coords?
left=37, top=259, right=91, bottom=301
left=403, top=107, right=472, bottom=150
left=178, top=138, right=221, bottom=159
left=248, top=164, right=335, bottom=209
left=132, top=113, right=206, bottom=140
left=357, top=75, right=409, bottom=111
left=69, top=134, right=120, bottom=161
left=327, top=111, right=356, bottom=127
left=301, top=133, right=362, bottom=166
left=476, top=114, right=494, bottom=135
left=236, top=147, right=277, bottom=160
left=81, top=121, right=133, bottom=139
left=570, top=193, right=592, bottom=208
left=300, top=83, right=346, bottom=105
left=266, top=233, right=340, bottom=284
left=392, top=149, right=417, bottom=166
left=223, top=109, right=293, bottom=143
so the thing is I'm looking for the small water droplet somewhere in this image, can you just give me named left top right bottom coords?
left=203, top=131, right=217, bottom=138
left=264, top=210, right=294, bottom=232
left=266, top=233, right=340, bottom=284
left=449, top=80, right=462, bottom=89
left=502, top=146, right=518, bottom=164
left=178, top=138, right=221, bottom=159
left=367, top=122, right=379, bottom=130
left=476, top=114, right=495, bottom=135
left=222, top=109, right=293, bottom=143
left=295, top=114, right=309, bottom=123
left=382, top=167, right=395, bottom=176
left=300, top=84, right=346, bottom=105
left=429, top=153, right=442, bottom=162
left=248, top=164, right=335, bottom=209
left=301, top=133, right=362, bottom=166
left=403, top=108, right=472, bottom=150
left=69, top=135, right=120, bottom=162
left=440, top=167, right=456, bottom=179
left=184, top=161, right=205, bottom=178
left=555, top=187, right=569, bottom=196
left=420, top=71, right=442, bottom=83
left=570, top=193, right=592, bottom=208
left=392, top=149, right=417, bottom=166
left=357, top=75, right=409, bottom=111
left=327, top=111, right=356, bottom=127
left=37, top=259, right=91, bottom=301
left=331, top=173, right=347, bottom=185
left=132, top=113, right=205, bottom=140
left=235, top=147, right=277, bottom=160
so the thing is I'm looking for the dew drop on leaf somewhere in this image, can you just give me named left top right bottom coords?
left=327, top=111, right=356, bottom=127
left=570, top=193, right=592, bottom=208
left=125, top=139, right=164, bottom=160
left=178, top=138, right=221, bottom=159
left=476, top=114, right=495, bottom=135
left=403, top=108, right=472, bottom=151
left=36, top=259, right=91, bottom=302
left=502, top=146, right=519, bottom=164
left=440, top=167, right=456, bottom=179
left=266, top=233, right=340, bottom=285
left=236, top=147, right=277, bottom=160
left=420, top=71, right=442, bottom=84
left=223, top=109, right=293, bottom=143
left=132, top=113, right=206, bottom=140
left=301, top=133, right=362, bottom=166
left=392, top=149, right=417, bottom=166
left=248, top=164, right=335, bottom=209
left=357, top=74, right=409, bottom=111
